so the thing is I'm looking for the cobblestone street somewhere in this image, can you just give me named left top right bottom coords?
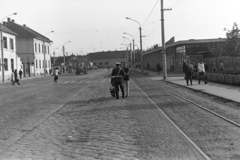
left=0, top=70, right=204, bottom=160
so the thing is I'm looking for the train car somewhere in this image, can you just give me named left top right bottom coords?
left=76, top=61, right=87, bottom=75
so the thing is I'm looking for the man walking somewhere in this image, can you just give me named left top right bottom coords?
left=54, top=68, right=59, bottom=83
left=111, top=62, right=125, bottom=99
left=19, top=69, right=23, bottom=79
left=198, top=60, right=207, bottom=84
left=13, top=69, right=20, bottom=85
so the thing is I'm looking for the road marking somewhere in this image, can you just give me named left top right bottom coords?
left=70, top=81, right=75, bottom=84
left=63, top=81, right=69, bottom=84
left=86, top=81, right=90, bottom=83
left=78, top=81, right=83, bottom=84
left=102, top=80, right=105, bottom=83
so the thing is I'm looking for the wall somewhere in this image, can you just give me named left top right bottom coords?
left=0, top=32, right=19, bottom=81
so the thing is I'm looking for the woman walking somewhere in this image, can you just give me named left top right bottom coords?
left=123, top=63, right=130, bottom=98
left=11, top=70, right=15, bottom=85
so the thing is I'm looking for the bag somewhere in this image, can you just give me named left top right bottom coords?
left=114, top=69, right=123, bottom=83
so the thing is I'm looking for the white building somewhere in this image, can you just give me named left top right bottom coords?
left=0, top=23, right=21, bottom=81
left=5, top=18, right=52, bottom=77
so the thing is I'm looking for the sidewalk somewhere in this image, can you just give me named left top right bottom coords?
left=135, top=68, right=240, bottom=103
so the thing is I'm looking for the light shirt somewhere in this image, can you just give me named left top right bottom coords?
left=198, top=63, right=205, bottom=72
left=55, top=70, right=59, bottom=76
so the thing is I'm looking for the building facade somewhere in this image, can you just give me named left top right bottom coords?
left=0, top=23, right=21, bottom=81
left=5, top=18, right=52, bottom=77
left=87, top=50, right=128, bottom=68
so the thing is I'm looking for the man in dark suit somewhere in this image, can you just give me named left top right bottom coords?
left=111, top=62, right=125, bottom=99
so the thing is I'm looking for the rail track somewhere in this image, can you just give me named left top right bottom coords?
left=131, top=73, right=240, bottom=160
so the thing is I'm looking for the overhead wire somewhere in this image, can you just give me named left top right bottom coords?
left=142, top=0, right=160, bottom=26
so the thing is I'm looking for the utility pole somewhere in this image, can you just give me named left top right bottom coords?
left=63, top=45, right=65, bottom=73
left=161, top=0, right=171, bottom=80
left=132, top=39, right=135, bottom=70
left=139, top=27, right=143, bottom=74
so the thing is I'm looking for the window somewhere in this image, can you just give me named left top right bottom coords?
left=10, top=38, right=14, bottom=50
left=99, top=62, right=103, bottom=66
left=105, top=62, right=109, bottom=65
left=11, top=59, right=14, bottom=71
left=35, top=43, right=37, bottom=52
left=3, top=37, right=7, bottom=49
left=39, top=60, right=41, bottom=68
left=39, top=44, right=41, bottom=53
left=4, top=59, right=8, bottom=71
left=36, top=59, right=38, bottom=68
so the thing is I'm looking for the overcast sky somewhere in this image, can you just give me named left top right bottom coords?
left=1, top=0, right=240, bottom=56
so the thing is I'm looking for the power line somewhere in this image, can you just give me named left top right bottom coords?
left=142, top=0, right=160, bottom=26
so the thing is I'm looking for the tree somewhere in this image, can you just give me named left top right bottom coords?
left=225, top=22, right=240, bottom=56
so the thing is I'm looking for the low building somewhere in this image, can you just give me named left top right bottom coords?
left=5, top=18, right=52, bottom=77
left=87, top=50, right=128, bottom=68
left=0, top=23, right=21, bottom=81
left=143, top=38, right=227, bottom=72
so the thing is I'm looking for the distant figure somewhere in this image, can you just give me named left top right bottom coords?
left=212, top=61, right=216, bottom=73
left=54, top=68, right=59, bottom=83
left=123, top=63, right=130, bottom=98
left=11, top=70, right=15, bottom=85
left=198, top=60, right=207, bottom=84
left=220, top=61, right=224, bottom=73
left=156, top=63, right=161, bottom=75
left=147, top=63, right=150, bottom=70
left=19, top=69, right=23, bottom=79
left=185, top=60, right=193, bottom=86
left=13, top=69, right=20, bottom=85
left=49, top=68, right=52, bottom=75
left=204, top=63, right=209, bottom=73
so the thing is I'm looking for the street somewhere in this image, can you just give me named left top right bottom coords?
left=0, top=69, right=207, bottom=160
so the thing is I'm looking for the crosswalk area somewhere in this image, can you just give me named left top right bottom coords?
left=54, top=79, right=111, bottom=85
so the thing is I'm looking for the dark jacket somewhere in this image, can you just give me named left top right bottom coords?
left=123, top=67, right=129, bottom=81
left=111, top=67, right=125, bottom=77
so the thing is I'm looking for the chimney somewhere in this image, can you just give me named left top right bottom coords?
left=7, top=18, right=11, bottom=22
left=12, top=20, right=15, bottom=23
left=23, top=24, right=26, bottom=27
left=3, top=22, right=6, bottom=26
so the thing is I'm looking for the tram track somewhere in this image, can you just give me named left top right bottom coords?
left=131, top=73, right=240, bottom=160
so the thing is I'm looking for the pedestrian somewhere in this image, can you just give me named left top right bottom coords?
left=123, top=63, right=130, bottom=98
left=220, top=60, right=224, bottom=73
left=19, top=69, right=23, bottom=79
left=11, top=70, right=15, bottom=85
left=198, top=60, right=207, bottom=84
left=147, top=63, right=150, bottom=70
left=13, top=69, right=20, bottom=85
left=212, top=61, right=216, bottom=73
left=49, top=68, right=52, bottom=75
left=111, top=62, right=125, bottom=99
left=156, top=63, right=161, bottom=75
left=185, top=60, right=193, bottom=86
left=54, top=68, right=59, bottom=83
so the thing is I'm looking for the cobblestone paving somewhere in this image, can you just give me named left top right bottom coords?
left=0, top=72, right=205, bottom=160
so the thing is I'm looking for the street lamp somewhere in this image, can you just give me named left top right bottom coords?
left=63, top=41, right=71, bottom=73
left=126, top=17, right=143, bottom=73
left=123, top=32, right=135, bottom=69
left=43, top=31, right=54, bottom=76
left=123, top=36, right=132, bottom=68
left=1, top=13, right=17, bottom=82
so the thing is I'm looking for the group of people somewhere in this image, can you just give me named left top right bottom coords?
left=111, top=62, right=130, bottom=99
left=183, top=59, right=208, bottom=86
left=11, top=69, right=22, bottom=85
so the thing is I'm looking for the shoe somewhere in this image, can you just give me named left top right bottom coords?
left=205, top=82, right=208, bottom=84
left=122, top=96, right=124, bottom=99
left=125, top=95, right=128, bottom=98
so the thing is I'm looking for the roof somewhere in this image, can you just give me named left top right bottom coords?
left=0, top=24, right=18, bottom=36
left=88, top=51, right=127, bottom=60
left=144, top=38, right=227, bottom=55
left=5, top=20, right=52, bottom=43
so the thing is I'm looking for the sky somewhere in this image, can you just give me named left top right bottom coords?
left=1, top=0, right=240, bottom=56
